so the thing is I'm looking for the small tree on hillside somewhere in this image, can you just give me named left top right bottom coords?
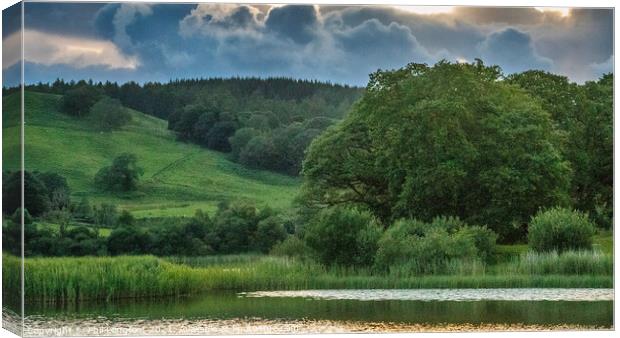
left=94, top=153, right=144, bottom=192
left=90, top=97, right=132, bottom=131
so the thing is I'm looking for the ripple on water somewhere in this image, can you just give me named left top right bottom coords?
left=241, top=288, right=614, bottom=302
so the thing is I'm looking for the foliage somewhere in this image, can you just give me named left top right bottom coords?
left=93, top=203, right=119, bottom=226
left=270, top=235, right=311, bottom=259
left=89, top=97, right=132, bottom=131
left=528, top=207, right=595, bottom=252
left=107, top=226, right=151, bottom=255
left=60, top=85, right=102, bottom=117
left=94, top=153, right=144, bottom=192
left=507, top=72, right=613, bottom=228
left=11, top=208, right=33, bottom=225
left=36, top=171, right=71, bottom=211
left=3, top=171, right=52, bottom=216
left=301, top=60, right=571, bottom=241
left=254, top=216, right=288, bottom=253
left=72, top=198, right=94, bottom=222
left=304, top=207, right=381, bottom=267
left=374, top=216, right=497, bottom=274
left=118, top=210, right=135, bottom=226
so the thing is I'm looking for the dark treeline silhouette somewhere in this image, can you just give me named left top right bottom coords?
left=6, top=77, right=362, bottom=120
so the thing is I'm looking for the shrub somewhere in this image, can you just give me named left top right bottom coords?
left=270, top=235, right=311, bottom=259
left=11, top=208, right=33, bottom=225
left=94, top=153, right=144, bottom=192
left=118, top=210, right=135, bottom=226
left=303, top=207, right=381, bottom=267
left=254, top=216, right=287, bottom=253
left=528, top=207, right=595, bottom=252
left=458, top=225, right=498, bottom=262
left=72, top=198, right=93, bottom=222
left=374, top=217, right=497, bottom=274
left=93, top=203, right=119, bottom=226
left=36, top=172, right=71, bottom=211
left=89, top=97, right=132, bottom=131
left=107, top=226, right=151, bottom=255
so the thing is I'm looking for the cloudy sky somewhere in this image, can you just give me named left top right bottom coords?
left=2, top=2, right=614, bottom=86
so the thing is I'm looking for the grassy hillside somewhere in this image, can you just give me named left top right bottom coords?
left=2, top=92, right=300, bottom=217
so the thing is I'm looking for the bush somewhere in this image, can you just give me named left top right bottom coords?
left=89, top=97, right=132, bottom=131
left=3, top=171, right=52, bottom=216
left=304, top=207, right=381, bottom=267
left=72, top=198, right=94, bottom=222
left=118, top=210, right=135, bottom=226
left=528, top=207, right=595, bottom=252
left=270, top=235, right=311, bottom=259
left=94, top=153, right=144, bottom=192
left=107, top=226, right=151, bottom=255
left=374, top=216, right=497, bottom=274
left=11, top=208, right=33, bottom=225
left=93, top=203, right=119, bottom=226
left=458, top=225, right=498, bottom=262
left=254, top=216, right=287, bottom=253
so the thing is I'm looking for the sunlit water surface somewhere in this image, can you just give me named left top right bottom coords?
left=4, top=288, right=613, bottom=336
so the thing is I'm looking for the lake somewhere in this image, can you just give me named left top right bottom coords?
left=7, top=288, right=614, bottom=336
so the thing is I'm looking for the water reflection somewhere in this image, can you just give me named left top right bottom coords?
left=23, top=289, right=613, bottom=328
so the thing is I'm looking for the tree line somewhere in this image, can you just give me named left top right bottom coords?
left=11, top=77, right=362, bottom=175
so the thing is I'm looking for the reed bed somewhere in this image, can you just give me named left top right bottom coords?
left=3, top=251, right=612, bottom=303
left=496, top=250, right=613, bottom=276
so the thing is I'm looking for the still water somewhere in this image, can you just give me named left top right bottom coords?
left=13, top=288, right=614, bottom=336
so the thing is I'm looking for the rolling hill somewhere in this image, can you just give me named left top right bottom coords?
left=2, top=91, right=300, bottom=218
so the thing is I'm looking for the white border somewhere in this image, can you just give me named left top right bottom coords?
left=0, top=1, right=616, bottom=338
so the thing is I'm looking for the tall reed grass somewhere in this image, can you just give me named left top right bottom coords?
left=4, top=250, right=612, bottom=303
left=496, top=250, right=613, bottom=275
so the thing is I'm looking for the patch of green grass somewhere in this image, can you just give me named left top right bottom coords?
left=6, top=253, right=612, bottom=303
left=2, top=92, right=300, bottom=218
left=36, top=222, right=112, bottom=237
left=593, top=230, right=613, bottom=254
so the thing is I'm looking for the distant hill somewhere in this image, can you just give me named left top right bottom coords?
left=2, top=91, right=300, bottom=218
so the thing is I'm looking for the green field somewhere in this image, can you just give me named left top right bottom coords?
left=2, top=92, right=300, bottom=217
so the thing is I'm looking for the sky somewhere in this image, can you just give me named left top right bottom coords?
left=1, top=2, right=614, bottom=86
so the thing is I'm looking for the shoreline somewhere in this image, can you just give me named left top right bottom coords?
left=16, top=317, right=614, bottom=336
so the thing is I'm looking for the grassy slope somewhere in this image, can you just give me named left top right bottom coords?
left=2, top=92, right=300, bottom=217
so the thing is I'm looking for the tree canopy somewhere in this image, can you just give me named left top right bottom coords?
left=89, top=97, right=132, bottom=131
left=506, top=71, right=613, bottom=227
left=301, top=60, right=572, bottom=241
left=94, top=153, right=144, bottom=192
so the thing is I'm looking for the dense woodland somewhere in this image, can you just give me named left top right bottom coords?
left=7, top=77, right=362, bottom=175
left=2, top=60, right=614, bottom=274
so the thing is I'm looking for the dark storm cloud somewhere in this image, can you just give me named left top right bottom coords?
left=8, top=3, right=614, bottom=86
left=322, top=6, right=485, bottom=60
left=333, top=19, right=433, bottom=70
left=479, top=28, right=552, bottom=74
left=2, top=2, right=21, bottom=38
left=23, top=2, right=104, bottom=38
left=265, top=5, right=319, bottom=44
left=533, top=8, right=614, bottom=82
